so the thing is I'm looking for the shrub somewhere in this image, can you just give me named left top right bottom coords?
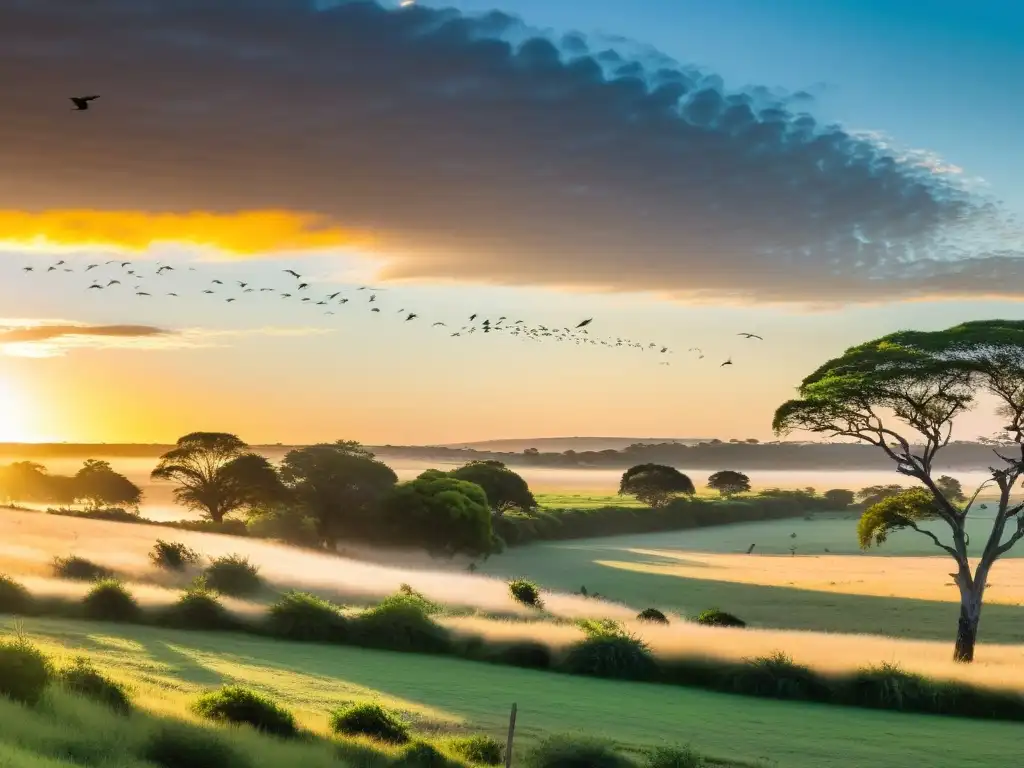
left=58, top=657, right=131, bottom=714
left=192, top=685, right=298, bottom=738
left=82, top=579, right=141, bottom=623
left=329, top=701, right=410, bottom=744
left=159, top=580, right=237, bottom=631
left=144, top=722, right=251, bottom=768
left=353, top=600, right=452, bottom=655
left=0, top=574, right=33, bottom=615
left=0, top=636, right=52, bottom=705
left=838, top=662, right=939, bottom=712
left=489, top=641, right=552, bottom=670
left=203, top=555, right=262, bottom=597
left=575, top=618, right=627, bottom=638
left=523, top=735, right=633, bottom=768
left=646, top=746, right=703, bottom=768
left=396, top=741, right=457, bottom=768
left=149, top=540, right=201, bottom=571
left=245, top=506, right=320, bottom=547
left=52, top=555, right=114, bottom=582
left=561, top=634, right=658, bottom=681
left=448, top=735, right=503, bottom=765
left=636, top=608, right=669, bottom=625
left=396, top=583, right=441, bottom=614
left=508, top=578, right=543, bottom=608
left=695, top=609, right=746, bottom=628
left=727, top=652, right=831, bottom=702
left=265, top=591, right=348, bottom=642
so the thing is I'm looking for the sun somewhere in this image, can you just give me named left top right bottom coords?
left=0, top=377, right=34, bottom=443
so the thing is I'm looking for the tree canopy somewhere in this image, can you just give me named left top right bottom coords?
left=0, top=461, right=49, bottom=504
left=773, top=319, right=1024, bottom=663
left=821, top=488, right=855, bottom=510
left=706, top=470, right=751, bottom=497
left=619, top=464, right=695, bottom=508
left=448, top=460, right=536, bottom=515
left=74, top=459, right=142, bottom=510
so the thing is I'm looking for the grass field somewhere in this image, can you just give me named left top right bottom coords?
left=4, top=614, right=1021, bottom=768
left=536, top=493, right=649, bottom=508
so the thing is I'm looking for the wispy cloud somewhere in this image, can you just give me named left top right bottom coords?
left=1, top=0, right=1020, bottom=304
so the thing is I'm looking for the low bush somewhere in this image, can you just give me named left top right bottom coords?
left=0, top=574, right=33, bottom=615
left=636, top=608, right=669, bottom=625
left=448, top=735, right=503, bottom=766
left=396, top=583, right=441, bottom=614
left=837, top=662, right=935, bottom=712
left=245, top=506, right=320, bottom=547
left=192, top=685, right=298, bottom=738
left=508, top=578, right=543, bottom=608
left=726, top=652, right=831, bottom=702
left=265, top=591, right=348, bottom=643
left=575, top=618, right=627, bottom=638
left=329, top=701, right=409, bottom=744
left=48, top=507, right=140, bottom=523
left=646, top=746, right=703, bottom=768
left=561, top=634, right=658, bottom=681
left=149, top=540, right=201, bottom=571
left=0, top=636, right=52, bottom=705
left=203, top=555, right=263, bottom=597
left=488, top=641, right=552, bottom=670
left=144, top=722, right=252, bottom=768
left=396, top=741, right=457, bottom=768
left=159, top=580, right=238, bottom=631
left=695, top=609, right=746, bottom=628
left=353, top=600, right=452, bottom=655
left=523, top=735, right=633, bottom=768
left=57, top=657, right=131, bottom=714
left=52, top=555, right=114, bottom=582
left=82, top=579, right=141, bottom=623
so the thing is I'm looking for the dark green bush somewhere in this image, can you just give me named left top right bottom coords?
left=144, top=722, right=251, bottom=768
left=636, top=608, right=669, bottom=625
left=561, top=634, right=658, bottom=681
left=838, top=662, right=935, bottom=712
left=353, top=601, right=452, bottom=655
left=489, top=641, right=552, bottom=670
left=203, top=555, right=263, bottom=597
left=149, top=540, right=201, bottom=571
left=52, top=556, right=114, bottom=582
left=508, top=578, right=543, bottom=608
left=646, top=745, right=703, bottom=768
left=159, top=582, right=238, bottom=631
left=0, top=574, right=33, bottom=615
left=394, top=741, right=457, bottom=768
left=395, top=583, right=441, bottom=614
left=58, top=657, right=131, bottom=714
left=192, top=685, right=297, bottom=738
left=0, top=636, right=52, bottom=705
left=82, top=579, right=141, bottom=623
left=448, top=735, right=503, bottom=765
left=329, top=701, right=409, bottom=744
left=695, top=609, right=745, bottom=628
left=265, top=591, right=348, bottom=642
left=523, top=735, right=633, bottom=768
left=727, top=652, right=831, bottom=702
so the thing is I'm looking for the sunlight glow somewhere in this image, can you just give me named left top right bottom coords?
left=0, top=376, right=34, bottom=442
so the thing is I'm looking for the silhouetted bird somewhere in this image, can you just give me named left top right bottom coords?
left=406, top=313, right=417, bottom=321
left=469, top=314, right=477, bottom=321
left=70, top=95, right=100, bottom=111
left=327, top=292, right=341, bottom=300
left=136, top=291, right=150, bottom=296
left=85, top=264, right=99, bottom=271
left=87, top=284, right=102, bottom=290
left=371, top=307, right=380, bottom=313
left=106, top=280, right=120, bottom=286
left=738, top=333, right=764, bottom=340
left=297, top=283, right=309, bottom=290
left=576, top=318, right=593, bottom=329
left=22, top=267, right=33, bottom=272
left=281, top=293, right=292, bottom=298
left=284, top=269, right=301, bottom=278
left=167, top=292, right=178, bottom=297
left=746, top=543, right=756, bottom=554
left=212, top=279, right=223, bottom=285
left=432, top=322, right=445, bottom=327
left=226, top=298, right=236, bottom=303
left=720, top=358, right=733, bottom=367
left=202, top=290, right=214, bottom=294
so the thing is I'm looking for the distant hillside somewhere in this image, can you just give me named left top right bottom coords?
left=440, top=437, right=711, bottom=452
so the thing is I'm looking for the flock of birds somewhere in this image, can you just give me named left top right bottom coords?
left=24, top=95, right=768, bottom=366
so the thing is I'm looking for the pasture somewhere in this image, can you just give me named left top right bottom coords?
left=4, top=614, right=1021, bottom=768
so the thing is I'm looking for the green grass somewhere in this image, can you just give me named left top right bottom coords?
left=482, top=514, right=1024, bottom=642
left=1, top=615, right=1020, bottom=768
left=535, top=493, right=649, bottom=509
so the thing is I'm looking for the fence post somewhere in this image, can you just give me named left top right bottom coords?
left=504, top=702, right=518, bottom=768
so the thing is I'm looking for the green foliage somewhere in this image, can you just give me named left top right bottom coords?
left=935, top=475, right=966, bottom=503
left=395, top=741, right=458, bottom=768
left=159, top=580, right=238, bottom=631
left=619, top=464, right=695, bottom=508
left=149, top=540, right=201, bottom=571
left=74, top=459, right=142, bottom=510
left=858, top=488, right=943, bottom=549
left=727, top=652, right=832, bottom=702
left=447, top=735, right=503, bottom=765
left=265, top=591, right=348, bottom=642
left=696, top=609, right=746, bottom=628
left=645, top=746, right=703, bottom=768
left=57, top=657, right=131, bottom=714
left=192, top=685, right=298, bottom=738
left=0, top=574, right=33, bottom=615
left=328, top=701, right=410, bottom=744
left=245, top=505, right=320, bottom=547
left=508, top=578, right=543, bottom=608
left=391, top=583, right=442, bottom=614
left=449, top=460, right=537, bottom=515
left=575, top=618, right=627, bottom=639
left=821, top=489, right=855, bottom=510
left=144, top=722, right=252, bottom=768
left=636, top=608, right=669, bottom=625
left=0, top=636, right=52, bottom=705
left=353, top=600, right=453, bottom=654
left=51, top=556, right=114, bottom=582
left=706, top=470, right=751, bottom=497
left=561, top=633, right=658, bottom=681
left=523, top=735, right=633, bottom=768
left=82, top=579, right=141, bottom=622
left=855, top=485, right=908, bottom=507
left=203, top=554, right=263, bottom=596
left=377, top=474, right=494, bottom=557
left=278, top=442, right=398, bottom=547
left=838, top=662, right=938, bottom=712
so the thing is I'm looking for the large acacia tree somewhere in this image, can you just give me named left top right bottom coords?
left=773, top=320, right=1024, bottom=663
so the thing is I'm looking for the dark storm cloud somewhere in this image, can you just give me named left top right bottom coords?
left=0, top=0, right=1020, bottom=304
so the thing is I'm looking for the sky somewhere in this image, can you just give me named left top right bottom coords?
left=0, top=0, right=1022, bottom=445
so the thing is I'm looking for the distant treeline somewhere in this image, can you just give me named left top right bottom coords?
left=0, top=439, right=1008, bottom=469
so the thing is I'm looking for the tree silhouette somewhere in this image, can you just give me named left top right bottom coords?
left=74, top=459, right=142, bottom=510
left=821, top=488, right=855, bottom=510
left=707, top=470, right=751, bottom=497
left=619, top=464, right=695, bottom=508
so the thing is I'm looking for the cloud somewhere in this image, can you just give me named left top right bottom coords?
left=1, top=0, right=1021, bottom=305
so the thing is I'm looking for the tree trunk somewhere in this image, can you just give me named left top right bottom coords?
left=953, top=590, right=983, bottom=663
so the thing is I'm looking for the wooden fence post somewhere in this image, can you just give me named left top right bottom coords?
left=504, top=703, right=518, bottom=768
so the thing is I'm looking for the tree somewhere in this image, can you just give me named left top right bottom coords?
left=773, top=319, right=1024, bottom=663
left=449, top=460, right=536, bottom=515
left=936, top=475, right=966, bottom=503
left=821, top=488, right=855, bottom=510
left=856, top=484, right=907, bottom=507
left=0, top=461, right=49, bottom=504
left=707, top=470, right=751, bottom=497
left=151, top=432, right=284, bottom=523
left=618, top=464, right=695, bottom=508
left=74, top=459, right=142, bottom=511
left=377, top=471, right=493, bottom=557
left=277, top=441, right=398, bottom=548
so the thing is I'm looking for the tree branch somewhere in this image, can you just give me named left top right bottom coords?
left=903, top=520, right=960, bottom=559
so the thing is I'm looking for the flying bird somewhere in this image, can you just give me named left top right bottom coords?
left=297, top=283, right=309, bottom=290
left=284, top=270, right=301, bottom=278
left=87, top=284, right=102, bottom=290
left=720, top=358, right=733, bottom=367
left=85, top=264, right=99, bottom=271
left=406, top=313, right=418, bottom=321
left=576, top=318, right=593, bottom=329
left=738, top=333, right=764, bottom=340
left=70, top=95, right=100, bottom=111
left=22, top=267, right=33, bottom=273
